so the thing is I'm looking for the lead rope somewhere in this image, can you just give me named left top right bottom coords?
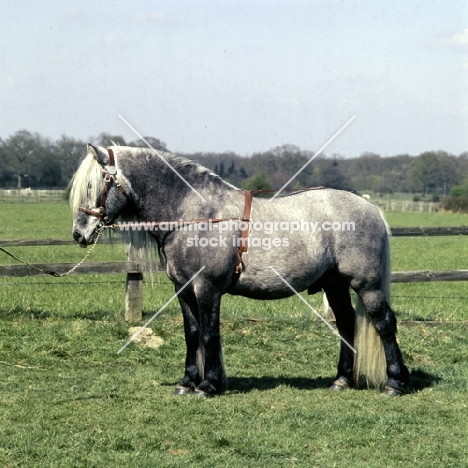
left=59, top=226, right=107, bottom=277
left=0, top=226, right=108, bottom=278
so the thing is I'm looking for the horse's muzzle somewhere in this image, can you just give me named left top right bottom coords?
left=73, top=230, right=89, bottom=248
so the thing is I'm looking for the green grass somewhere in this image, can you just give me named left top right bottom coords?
left=1, top=204, right=468, bottom=467
left=385, top=210, right=468, bottom=227
left=387, top=212, right=468, bottom=322
left=2, top=301, right=468, bottom=467
left=0, top=202, right=73, bottom=240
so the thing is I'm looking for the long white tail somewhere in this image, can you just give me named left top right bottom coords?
left=353, top=218, right=390, bottom=388
left=353, top=297, right=387, bottom=388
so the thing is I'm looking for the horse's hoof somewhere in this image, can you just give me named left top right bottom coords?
left=194, top=388, right=215, bottom=398
left=382, top=385, right=403, bottom=397
left=174, top=385, right=195, bottom=396
left=329, top=377, right=350, bottom=392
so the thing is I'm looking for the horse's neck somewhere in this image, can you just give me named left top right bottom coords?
left=120, top=150, right=240, bottom=222
left=133, top=184, right=191, bottom=222
left=126, top=165, right=204, bottom=221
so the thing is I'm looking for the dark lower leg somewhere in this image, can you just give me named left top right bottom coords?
left=196, top=301, right=226, bottom=395
left=363, top=291, right=409, bottom=393
left=176, top=295, right=204, bottom=392
left=323, top=283, right=356, bottom=387
left=177, top=283, right=226, bottom=396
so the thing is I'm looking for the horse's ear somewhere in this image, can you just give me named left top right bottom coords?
left=87, top=144, right=109, bottom=165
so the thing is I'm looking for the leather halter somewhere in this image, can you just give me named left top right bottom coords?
left=78, top=148, right=129, bottom=225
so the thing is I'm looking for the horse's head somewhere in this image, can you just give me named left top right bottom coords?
left=70, top=144, right=131, bottom=247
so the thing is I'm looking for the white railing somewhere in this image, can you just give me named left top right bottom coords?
left=0, top=189, right=65, bottom=203
left=377, top=200, right=439, bottom=213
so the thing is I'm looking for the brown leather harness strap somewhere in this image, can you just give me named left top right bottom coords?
left=234, top=190, right=252, bottom=274
left=108, top=147, right=116, bottom=166
left=105, top=149, right=128, bottom=197
left=78, top=206, right=103, bottom=218
left=249, top=186, right=327, bottom=195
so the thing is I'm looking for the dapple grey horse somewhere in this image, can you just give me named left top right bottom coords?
left=70, top=145, right=409, bottom=397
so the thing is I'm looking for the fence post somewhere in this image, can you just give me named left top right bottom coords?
left=125, top=272, right=143, bottom=321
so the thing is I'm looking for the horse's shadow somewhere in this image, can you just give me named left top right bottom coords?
left=227, top=375, right=334, bottom=393
left=225, top=368, right=440, bottom=394
left=408, top=368, right=442, bottom=392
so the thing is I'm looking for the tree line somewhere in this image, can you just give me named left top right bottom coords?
left=0, top=131, right=166, bottom=190
left=1, top=130, right=467, bottom=199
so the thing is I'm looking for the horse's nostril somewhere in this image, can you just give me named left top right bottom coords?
left=73, top=231, right=87, bottom=247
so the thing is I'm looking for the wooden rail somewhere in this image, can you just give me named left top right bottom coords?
left=2, top=261, right=467, bottom=283
left=390, top=226, right=468, bottom=237
left=0, top=261, right=161, bottom=277
left=392, top=270, right=468, bottom=282
left=0, top=237, right=160, bottom=321
left=0, top=239, right=109, bottom=247
left=2, top=226, right=468, bottom=321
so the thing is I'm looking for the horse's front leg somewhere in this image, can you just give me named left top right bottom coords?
left=175, top=283, right=226, bottom=397
left=174, top=292, right=204, bottom=395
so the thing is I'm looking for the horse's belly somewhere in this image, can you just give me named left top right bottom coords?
left=229, top=247, right=326, bottom=300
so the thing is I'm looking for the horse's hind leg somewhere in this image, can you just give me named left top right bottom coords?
left=322, top=277, right=356, bottom=391
left=359, top=289, right=409, bottom=395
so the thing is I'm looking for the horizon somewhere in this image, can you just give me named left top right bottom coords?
left=2, top=127, right=466, bottom=160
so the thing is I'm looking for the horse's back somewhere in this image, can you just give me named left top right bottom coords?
left=231, top=189, right=388, bottom=298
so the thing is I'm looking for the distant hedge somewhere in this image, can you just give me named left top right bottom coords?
left=440, top=196, right=468, bottom=213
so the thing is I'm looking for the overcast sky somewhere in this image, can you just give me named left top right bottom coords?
left=0, top=0, right=467, bottom=157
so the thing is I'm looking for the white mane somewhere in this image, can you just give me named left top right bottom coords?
left=69, top=153, right=103, bottom=213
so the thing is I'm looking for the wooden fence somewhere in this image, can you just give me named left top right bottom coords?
left=2, top=226, right=468, bottom=321
left=0, top=237, right=160, bottom=322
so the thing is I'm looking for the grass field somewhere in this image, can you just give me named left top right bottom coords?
left=1, top=203, right=468, bottom=467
